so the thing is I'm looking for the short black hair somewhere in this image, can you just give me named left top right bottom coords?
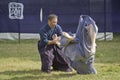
left=48, top=14, right=58, bottom=21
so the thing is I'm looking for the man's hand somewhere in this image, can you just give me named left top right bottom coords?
left=52, top=34, right=61, bottom=46
left=52, top=34, right=58, bottom=41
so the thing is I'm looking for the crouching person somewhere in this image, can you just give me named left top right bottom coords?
left=38, top=14, right=72, bottom=73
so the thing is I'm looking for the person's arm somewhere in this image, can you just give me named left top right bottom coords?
left=51, top=34, right=61, bottom=46
left=62, top=32, right=75, bottom=41
left=40, top=30, right=57, bottom=45
left=89, top=24, right=96, bottom=54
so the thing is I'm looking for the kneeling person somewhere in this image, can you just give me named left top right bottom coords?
left=38, top=14, right=72, bottom=73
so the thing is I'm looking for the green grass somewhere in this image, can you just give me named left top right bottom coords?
left=0, top=34, right=120, bottom=80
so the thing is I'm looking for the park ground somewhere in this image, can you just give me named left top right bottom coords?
left=0, top=33, right=120, bottom=80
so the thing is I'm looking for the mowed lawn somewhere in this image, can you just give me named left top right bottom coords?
left=0, top=34, right=120, bottom=80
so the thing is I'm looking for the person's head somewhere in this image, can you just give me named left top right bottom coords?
left=48, top=14, right=58, bottom=29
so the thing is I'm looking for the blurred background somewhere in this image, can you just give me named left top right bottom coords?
left=0, top=1, right=120, bottom=80
left=0, top=0, right=119, bottom=40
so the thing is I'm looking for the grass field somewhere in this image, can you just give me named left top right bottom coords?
left=0, top=34, right=120, bottom=80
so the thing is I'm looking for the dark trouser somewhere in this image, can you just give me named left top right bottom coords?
left=38, top=41, right=72, bottom=72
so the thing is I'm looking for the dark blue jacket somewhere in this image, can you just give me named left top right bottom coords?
left=39, top=24, right=63, bottom=48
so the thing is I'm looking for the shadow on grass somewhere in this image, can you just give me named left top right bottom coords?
left=0, top=69, right=77, bottom=80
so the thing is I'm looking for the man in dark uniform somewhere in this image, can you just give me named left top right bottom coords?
left=38, top=14, right=72, bottom=73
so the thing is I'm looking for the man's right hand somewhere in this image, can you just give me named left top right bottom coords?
left=52, top=34, right=61, bottom=46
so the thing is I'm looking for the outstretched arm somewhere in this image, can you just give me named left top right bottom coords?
left=89, top=24, right=96, bottom=54
left=62, top=32, right=75, bottom=41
